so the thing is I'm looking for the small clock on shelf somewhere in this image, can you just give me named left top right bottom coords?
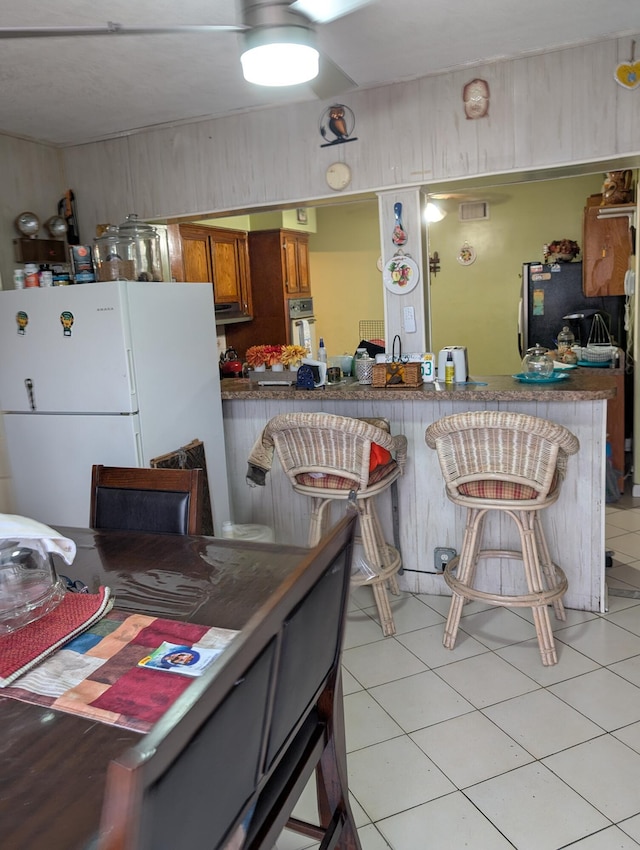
left=326, top=162, right=352, bottom=191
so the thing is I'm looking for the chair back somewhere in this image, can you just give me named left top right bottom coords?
left=90, top=465, right=204, bottom=535
left=262, top=412, right=406, bottom=490
left=425, top=411, right=579, bottom=505
left=97, top=514, right=357, bottom=850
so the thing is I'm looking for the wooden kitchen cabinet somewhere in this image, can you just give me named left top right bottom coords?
left=251, top=229, right=311, bottom=296
left=582, top=197, right=634, bottom=297
left=167, top=223, right=253, bottom=317
left=224, top=229, right=312, bottom=358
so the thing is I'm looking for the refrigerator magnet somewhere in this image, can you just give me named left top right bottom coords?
left=60, top=311, right=74, bottom=336
left=16, top=311, right=28, bottom=335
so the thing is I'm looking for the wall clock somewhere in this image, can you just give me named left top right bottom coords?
left=326, top=162, right=352, bottom=191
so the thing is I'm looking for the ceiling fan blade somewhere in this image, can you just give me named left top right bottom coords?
left=0, top=22, right=245, bottom=39
left=291, top=0, right=373, bottom=24
left=310, top=53, right=357, bottom=100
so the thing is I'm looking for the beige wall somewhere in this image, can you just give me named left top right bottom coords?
left=429, top=173, right=606, bottom=374
left=308, top=201, right=382, bottom=358
left=191, top=172, right=615, bottom=372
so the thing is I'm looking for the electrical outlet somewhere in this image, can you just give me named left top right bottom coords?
left=434, top=547, right=457, bottom=572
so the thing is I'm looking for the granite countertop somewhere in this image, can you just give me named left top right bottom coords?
left=221, top=369, right=618, bottom=402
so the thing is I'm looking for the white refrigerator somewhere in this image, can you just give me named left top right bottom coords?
left=0, top=281, right=230, bottom=532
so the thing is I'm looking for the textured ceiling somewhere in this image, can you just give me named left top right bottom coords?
left=0, top=0, right=637, bottom=147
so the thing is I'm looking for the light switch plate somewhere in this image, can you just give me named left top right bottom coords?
left=403, top=305, right=416, bottom=333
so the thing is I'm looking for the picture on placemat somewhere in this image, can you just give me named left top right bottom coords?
left=138, top=641, right=224, bottom=677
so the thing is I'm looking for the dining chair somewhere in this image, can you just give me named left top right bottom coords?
left=89, top=465, right=204, bottom=535
left=97, top=514, right=361, bottom=850
left=425, top=410, right=579, bottom=666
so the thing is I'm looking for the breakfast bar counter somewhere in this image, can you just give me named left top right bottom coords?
left=221, top=372, right=618, bottom=612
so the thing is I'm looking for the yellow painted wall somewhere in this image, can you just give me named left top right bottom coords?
left=307, top=201, right=382, bottom=358
left=210, top=173, right=608, bottom=372
left=428, top=174, right=604, bottom=374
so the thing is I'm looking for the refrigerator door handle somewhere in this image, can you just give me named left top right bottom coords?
left=24, top=378, right=36, bottom=411
left=517, top=299, right=524, bottom=358
left=134, top=429, right=143, bottom=465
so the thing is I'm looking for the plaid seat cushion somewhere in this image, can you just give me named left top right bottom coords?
left=457, top=470, right=559, bottom=500
left=296, top=460, right=398, bottom=490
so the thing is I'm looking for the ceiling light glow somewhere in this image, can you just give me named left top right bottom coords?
left=425, top=202, right=446, bottom=222
left=241, top=26, right=319, bottom=87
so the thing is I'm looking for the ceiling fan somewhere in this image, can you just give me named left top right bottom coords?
left=0, top=0, right=374, bottom=98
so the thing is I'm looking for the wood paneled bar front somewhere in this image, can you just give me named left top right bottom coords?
left=222, top=372, right=617, bottom=613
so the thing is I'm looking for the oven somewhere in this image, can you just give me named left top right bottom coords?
left=288, top=297, right=317, bottom=358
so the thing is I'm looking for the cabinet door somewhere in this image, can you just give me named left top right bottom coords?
left=295, top=237, right=311, bottom=294
left=583, top=205, right=633, bottom=296
left=210, top=231, right=243, bottom=304
left=282, top=237, right=299, bottom=294
left=180, top=229, right=213, bottom=283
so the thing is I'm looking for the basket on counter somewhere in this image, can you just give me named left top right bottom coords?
left=371, top=335, right=423, bottom=388
left=372, top=361, right=423, bottom=387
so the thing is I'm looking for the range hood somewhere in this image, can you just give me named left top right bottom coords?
left=214, top=301, right=252, bottom=325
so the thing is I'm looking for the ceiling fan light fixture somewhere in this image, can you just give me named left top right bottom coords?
left=241, top=25, right=319, bottom=86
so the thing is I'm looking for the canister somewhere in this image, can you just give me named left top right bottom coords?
left=39, top=269, right=53, bottom=287
left=355, top=355, right=375, bottom=385
left=13, top=269, right=25, bottom=289
left=117, top=214, right=163, bottom=281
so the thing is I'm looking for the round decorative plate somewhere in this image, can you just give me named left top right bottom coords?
left=383, top=254, right=420, bottom=294
left=457, top=243, right=476, bottom=265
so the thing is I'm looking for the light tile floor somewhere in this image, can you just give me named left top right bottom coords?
left=275, top=493, right=640, bottom=849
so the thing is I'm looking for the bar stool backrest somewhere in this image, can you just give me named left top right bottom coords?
left=426, top=411, right=580, bottom=505
left=263, top=412, right=406, bottom=490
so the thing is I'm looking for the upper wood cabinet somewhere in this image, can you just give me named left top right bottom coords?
left=582, top=197, right=634, bottom=297
left=251, top=229, right=311, bottom=297
left=167, top=223, right=253, bottom=317
left=224, top=229, right=312, bottom=358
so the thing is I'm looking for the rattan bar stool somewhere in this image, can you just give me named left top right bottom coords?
left=425, top=411, right=579, bottom=666
left=253, top=412, right=408, bottom=636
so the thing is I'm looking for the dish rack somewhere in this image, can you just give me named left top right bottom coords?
left=580, top=314, right=617, bottom=362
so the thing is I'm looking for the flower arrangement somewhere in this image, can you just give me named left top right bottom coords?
left=280, top=344, right=308, bottom=368
left=245, top=344, right=284, bottom=369
left=545, top=239, right=580, bottom=262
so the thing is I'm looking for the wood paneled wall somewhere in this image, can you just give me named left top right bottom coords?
left=61, top=36, right=640, bottom=243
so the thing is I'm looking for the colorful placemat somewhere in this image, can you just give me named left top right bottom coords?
left=1, top=610, right=238, bottom=732
left=0, top=587, right=113, bottom=686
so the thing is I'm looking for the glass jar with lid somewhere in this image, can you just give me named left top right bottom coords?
left=521, top=343, right=554, bottom=378
left=557, top=325, right=575, bottom=357
left=117, top=213, right=163, bottom=281
left=93, top=225, right=135, bottom=281
left=0, top=539, right=65, bottom=635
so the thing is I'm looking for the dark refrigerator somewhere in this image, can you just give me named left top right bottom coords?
left=519, top=261, right=625, bottom=355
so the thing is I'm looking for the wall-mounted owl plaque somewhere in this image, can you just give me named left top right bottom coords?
left=319, top=104, right=358, bottom=147
left=463, top=79, right=490, bottom=119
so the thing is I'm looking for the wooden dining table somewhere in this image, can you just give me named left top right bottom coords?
left=0, top=527, right=313, bottom=850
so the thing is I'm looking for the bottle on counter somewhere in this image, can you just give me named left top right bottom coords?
left=24, top=264, right=39, bottom=288
left=318, top=337, right=327, bottom=362
left=39, top=265, right=53, bottom=287
left=13, top=268, right=25, bottom=289
left=444, top=351, right=455, bottom=384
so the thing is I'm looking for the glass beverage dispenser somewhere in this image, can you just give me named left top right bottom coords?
left=117, top=213, right=163, bottom=281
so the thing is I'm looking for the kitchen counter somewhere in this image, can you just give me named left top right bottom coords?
left=221, top=370, right=618, bottom=613
left=221, top=370, right=616, bottom=402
